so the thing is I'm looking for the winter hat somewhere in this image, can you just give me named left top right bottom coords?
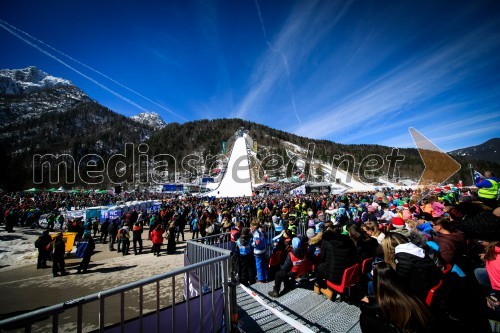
left=292, top=237, right=301, bottom=249
left=392, top=217, right=405, bottom=228
left=306, top=228, right=316, bottom=239
left=390, top=205, right=396, bottom=210
left=84, top=230, right=91, bottom=237
left=403, top=203, right=409, bottom=209
left=394, top=194, right=399, bottom=199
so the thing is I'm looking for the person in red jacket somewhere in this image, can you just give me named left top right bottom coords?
left=151, top=224, right=165, bottom=256
left=268, top=237, right=308, bottom=298
left=230, top=222, right=243, bottom=253
left=132, top=222, right=143, bottom=255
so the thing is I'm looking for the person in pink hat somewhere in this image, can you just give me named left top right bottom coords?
left=402, top=203, right=412, bottom=221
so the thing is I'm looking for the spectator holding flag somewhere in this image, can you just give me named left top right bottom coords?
left=475, top=170, right=499, bottom=209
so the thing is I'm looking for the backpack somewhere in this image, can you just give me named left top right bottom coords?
left=34, top=237, right=42, bottom=249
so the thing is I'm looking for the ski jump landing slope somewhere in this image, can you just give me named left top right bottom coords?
left=204, top=136, right=253, bottom=198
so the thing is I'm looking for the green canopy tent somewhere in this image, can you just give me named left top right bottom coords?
left=24, top=188, right=40, bottom=192
left=70, top=189, right=81, bottom=194
left=47, top=188, right=58, bottom=192
left=95, top=190, right=108, bottom=194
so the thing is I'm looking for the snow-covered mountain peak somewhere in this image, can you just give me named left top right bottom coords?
left=130, top=112, right=166, bottom=130
left=0, top=66, right=73, bottom=95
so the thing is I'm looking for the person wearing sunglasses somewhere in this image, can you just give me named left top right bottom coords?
left=431, top=217, right=466, bottom=266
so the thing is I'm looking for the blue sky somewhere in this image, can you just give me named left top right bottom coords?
left=1, top=0, right=499, bottom=151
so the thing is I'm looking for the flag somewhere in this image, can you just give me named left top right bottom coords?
left=474, top=170, right=484, bottom=182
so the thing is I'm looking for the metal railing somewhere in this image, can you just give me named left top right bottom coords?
left=186, top=234, right=235, bottom=332
left=263, top=219, right=309, bottom=256
left=0, top=237, right=234, bottom=333
left=186, top=234, right=232, bottom=289
left=187, top=233, right=232, bottom=253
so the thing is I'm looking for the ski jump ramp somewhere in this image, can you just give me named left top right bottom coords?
left=204, top=136, right=253, bottom=198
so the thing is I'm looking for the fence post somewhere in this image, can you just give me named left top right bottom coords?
left=222, top=259, right=230, bottom=333
left=228, top=255, right=238, bottom=332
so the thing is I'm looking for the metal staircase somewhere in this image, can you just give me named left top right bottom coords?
left=236, top=282, right=361, bottom=333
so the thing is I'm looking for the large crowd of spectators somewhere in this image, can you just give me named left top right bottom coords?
left=2, top=170, right=499, bottom=332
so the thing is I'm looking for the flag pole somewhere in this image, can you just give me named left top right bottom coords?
left=469, top=164, right=474, bottom=186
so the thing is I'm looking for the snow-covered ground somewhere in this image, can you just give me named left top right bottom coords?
left=0, top=226, right=187, bottom=332
left=376, top=177, right=397, bottom=188
left=0, top=229, right=40, bottom=271
left=204, top=136, right=253, bottom=197
left=319, top=162, right=375, bottom=191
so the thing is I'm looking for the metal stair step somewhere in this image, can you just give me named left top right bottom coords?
left=237, top=283, right=361, bottom=333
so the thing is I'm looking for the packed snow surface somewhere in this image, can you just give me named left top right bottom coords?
left=205, top=136, right=253, bottom=198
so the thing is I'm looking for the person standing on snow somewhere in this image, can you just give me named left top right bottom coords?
left=151, top=224, right=165, bottom=256
left=132, top=222, right=143, bottom=255
left=108, top=219, right=118, bottom=251
left=35, top=230, right=52, bottom=269
left=100, top=218, right=110, bottom=243
left=119, top=225, right=131, bottom=255
left=92, top=218, right=99, bottom=237
left=52, top=233, right=69, bottom=277
left=76, top=231, right=95, bottom=274
left=167, top=222, right=177, bottom=254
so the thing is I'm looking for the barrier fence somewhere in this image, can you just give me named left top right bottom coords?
left=0, top=237, right=234, bottom=333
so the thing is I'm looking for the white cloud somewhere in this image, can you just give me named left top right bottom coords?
left=293, top=22, right=499, bottom=145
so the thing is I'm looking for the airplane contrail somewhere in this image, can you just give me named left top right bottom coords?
left=254, top=0, right=303, bottom=128
left=0, top=19, right=188, bottom=121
